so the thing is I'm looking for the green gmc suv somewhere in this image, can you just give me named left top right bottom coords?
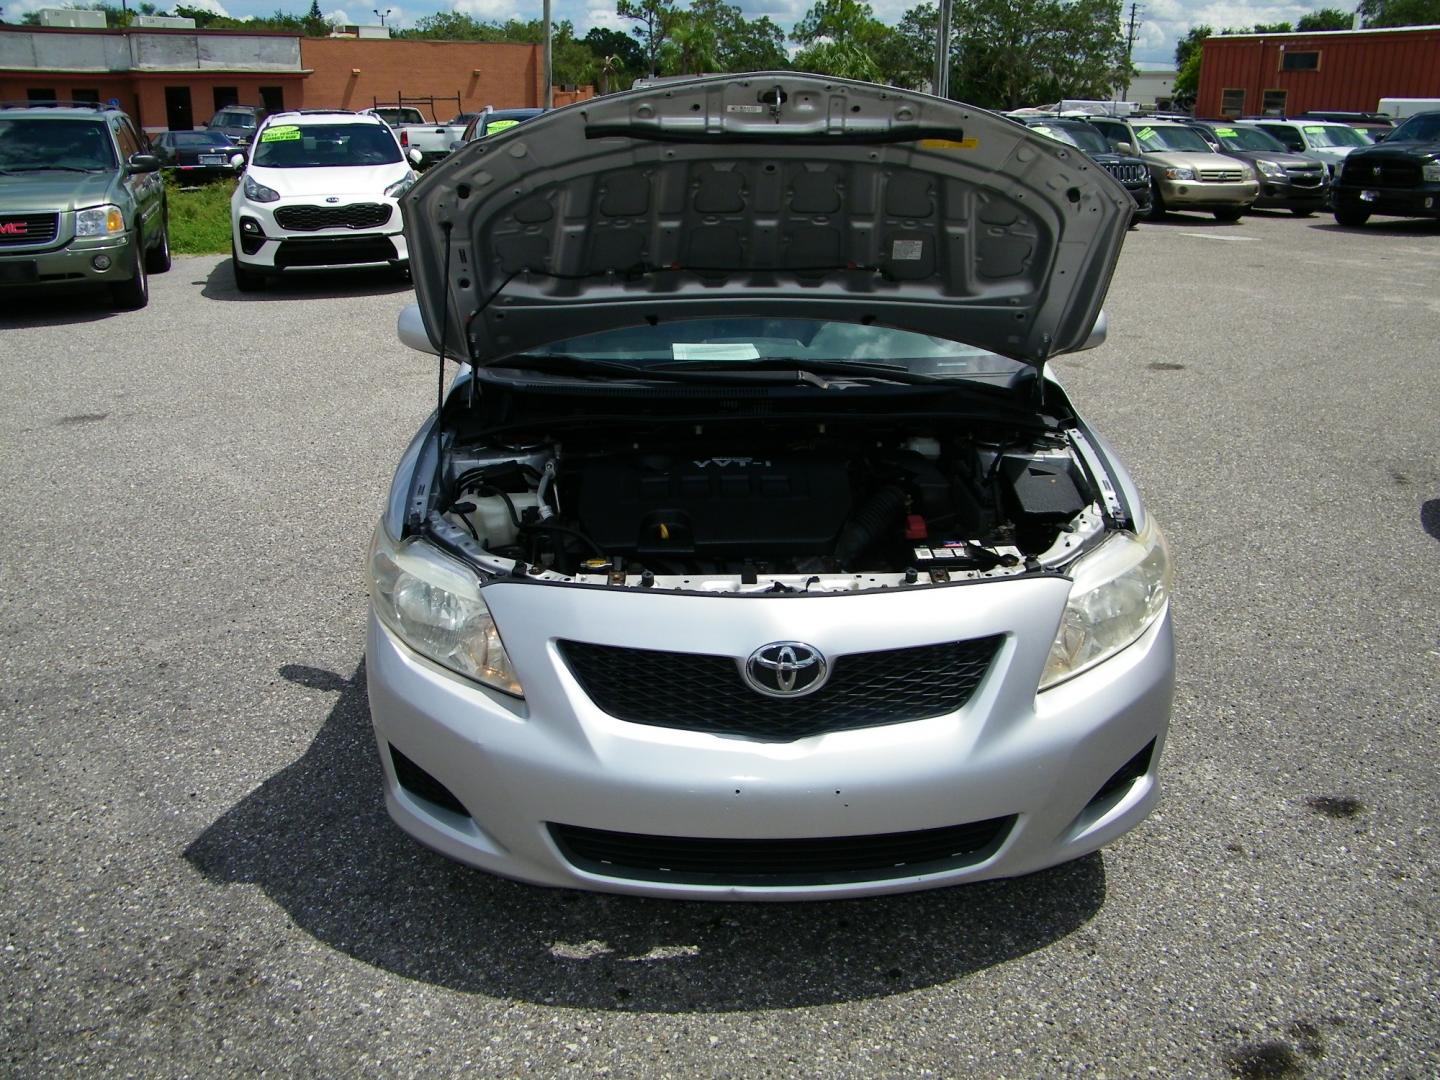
left=0, top=101, right=171, bottom=310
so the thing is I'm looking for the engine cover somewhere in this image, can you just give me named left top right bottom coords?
left=575, top=453, right=853, bottom=559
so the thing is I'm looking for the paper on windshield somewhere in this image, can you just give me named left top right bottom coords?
left=672, top=343, right=761, bottom=360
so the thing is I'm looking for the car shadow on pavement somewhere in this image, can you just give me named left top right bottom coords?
left=1310, top=218, right=1440, bottom=235
left=0, top=288, right=124, bottom=326
left=184, top=661, right=1107, bottom=1012
left=200, top=260, right=414, bottom=303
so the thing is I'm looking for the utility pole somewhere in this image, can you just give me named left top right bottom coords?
left=1123, top=2, right=1143, bottom=101
left=542, top=0, right=553, bottom=109
left=933, top=0, right=953, bottom=99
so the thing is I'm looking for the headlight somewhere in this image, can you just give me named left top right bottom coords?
left=1040, top=522, right=1171, bottom=690
left=1422, top=162, right=1440, bottom=183
left=369, top=526, right=523, bottom=696
left=1162, top=167, right=1195, bottom=181
left=1255, top=159, right=1287, bottom=179
left=384, top=170, right=418, bottom=198
left=243, top=174, right=281, bottom=203
left=75, top=204, right=124, bottom=236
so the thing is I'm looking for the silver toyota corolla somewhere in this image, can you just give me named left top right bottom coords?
left=368, top=73, right=1174, bottom=900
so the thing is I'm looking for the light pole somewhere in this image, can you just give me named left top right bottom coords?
left=373, top=8, right=391, bottom=26
left=933, top=0, right=952, bottom=99
left=542, top=0, right=553, bottom=109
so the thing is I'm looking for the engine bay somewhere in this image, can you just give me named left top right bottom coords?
left=429, top=415, right=1115, bottom=592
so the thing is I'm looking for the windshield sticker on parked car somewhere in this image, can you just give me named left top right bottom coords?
left=1303, top=125, right=1326, bottom=134
left=672, top=342, right=761, bottom=360
left=918, top=137, right=979, bottom=150
left=261, top=125, right=301, bottom=142
left=485, top=120, right=521, bottom=134
left=1136, top=127, right=1155, bottom=141
left=1214, top=127, right=1238, bottom=137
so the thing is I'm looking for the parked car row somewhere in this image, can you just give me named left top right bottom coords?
left=1015, top=109, right=1440, bottom=229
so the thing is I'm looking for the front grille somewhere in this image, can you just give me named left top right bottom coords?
left=1102, top=161, right=1148, bottom=185
left=1284, top=167, right=1325, bottom=187
left=273, top=235, right=397, bottom=268
left=1197, top=168, right=1244, bottom=182
left=550, top=816, right=1016, bottom=885
left=273, top=202, right=392, bottom=231
left=1342, top=158, right=1421, bottom=188
left=558, top=636, right=1001, bottom=741
left=0, top=213, right=59, bottom=246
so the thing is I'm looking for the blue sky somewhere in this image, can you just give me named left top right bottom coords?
left=6, top=0, right=1354, bottom=66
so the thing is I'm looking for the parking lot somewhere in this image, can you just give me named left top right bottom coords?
left=1, top=211, right=1437, bottom=1077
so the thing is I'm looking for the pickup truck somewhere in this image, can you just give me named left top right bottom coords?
left=363, top=108, right=478, bottom=167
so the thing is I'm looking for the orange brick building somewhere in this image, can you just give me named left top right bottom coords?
left=0, top=25, right=592, bottom=132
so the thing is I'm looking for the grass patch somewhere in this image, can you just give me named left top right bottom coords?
left=166, top=176, right=235, bottom=255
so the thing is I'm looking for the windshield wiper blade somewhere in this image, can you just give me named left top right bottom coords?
left=649, top=357, right=947, bottom=385
left=1, top=165, right=101, bottom=173
left=479, top=353, right=837, bottom=386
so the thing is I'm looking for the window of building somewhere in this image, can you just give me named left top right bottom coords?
left=1281, top=50, right=1319, bottom=71
left=260, top=86, right=285, bottom=114
left=1220, top=89, right=1245, bottom=117
left=71, top=88, right=101, bottom=104
left=1262, top=89, right=1288, bottom=115
left=164, top=86, right=194, bottom=130
left=27, top=88, right=57, bottom=102
left=212, top=86, right=239, bottom=112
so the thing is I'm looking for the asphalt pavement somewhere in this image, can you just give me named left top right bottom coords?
left=1, top=211, right=1437, bottom=1078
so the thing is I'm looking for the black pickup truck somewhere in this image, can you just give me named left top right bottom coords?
left=1331, top=111, right=1440, bottom=227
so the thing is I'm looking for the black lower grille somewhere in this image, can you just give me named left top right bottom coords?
left=273, top=235, right=397, bottom=268
left=550, top=816, right=1015, bottom=885
left=1103, top=161, right=1148, bottom=185
left=559, top=636, right=1001, bottom=741
left=274, top=202, right=392, bottom=231
left=0, top=213, right=59, bottom=245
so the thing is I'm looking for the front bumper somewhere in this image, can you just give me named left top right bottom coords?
left=1156, top=178, right=1258, bottom=209
left=366, top=577, right=1174, bottom=900
left=1252, top=177, right=1328, bottom=210
left=1332, top=184, right=1440, bottom=218
left=232, top=196, right=408, bottom=271
left=0, top=233, right=135, bottom=288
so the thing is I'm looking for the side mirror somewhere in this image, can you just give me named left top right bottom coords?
left=408, top=148, right=423, bottom=166
left=1371, top=131, right=1387, bottom=142
left=449, top=139, right=464, bottom=152
left=397, top=303, right=441, bottom=356
left=1114, top=141, right=1133, bottom=155
left=229, top=153, right=246, bottom=170
left=1076, top=310, right=1108, bottom=353
left=127, top=153, right=161, bottom=174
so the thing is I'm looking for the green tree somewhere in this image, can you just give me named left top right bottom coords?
left=690, top=0, right=787, bottom=71
left=1296, top=8, right=1354, bottom=29
left=617, top=0, right=676, bottom=76
left=661, top=7, right=720, bottom=73
left=584, top=26, right=646, bottom=74
left=1359, top=0, right=1440, bottom=25
left=789, top=0, right=895, bottom=80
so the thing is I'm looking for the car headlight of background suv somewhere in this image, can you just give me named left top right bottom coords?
left=1040, top=521, right=1171, bottom=690
left=75, top=205, right=124, bottom=237
left=1162, top=167, right=1195, bottom=181
left=384, top=170, right=418, bottom=198
left=1254, top=159, right=1287, bottom=179
left=1421, top=161, right=1440, bottom=183
left=369, top=526, right=523, bottom=696
left=243, top=174, right=281, bottom=203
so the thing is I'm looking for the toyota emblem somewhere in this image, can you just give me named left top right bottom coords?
left=743, top=642, right=828, bottom=698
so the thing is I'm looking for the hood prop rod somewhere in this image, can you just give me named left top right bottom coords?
left=436, top=220, right=454, bottom=419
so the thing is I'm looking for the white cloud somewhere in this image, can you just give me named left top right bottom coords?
left=449, top=0, right=520, bottom=18
left=324, top=8, right=350, bottom=24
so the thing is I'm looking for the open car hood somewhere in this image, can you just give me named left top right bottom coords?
left=403, top=73, right=1131, bottom=368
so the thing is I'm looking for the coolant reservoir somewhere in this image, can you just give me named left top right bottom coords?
left=464, top=493, right=541, bottom=548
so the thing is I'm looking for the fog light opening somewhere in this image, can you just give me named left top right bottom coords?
left=91, top=254, right=112, bottom=272
left=389, top=744, right=470, bottom=818
left=1085, top=738, right=1156, bottom=812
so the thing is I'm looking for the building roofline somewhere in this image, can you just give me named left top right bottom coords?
left=1209, top=24, right=1440, bottom=40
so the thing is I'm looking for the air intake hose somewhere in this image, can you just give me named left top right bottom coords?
left=834, top=485, right=908, bottom=566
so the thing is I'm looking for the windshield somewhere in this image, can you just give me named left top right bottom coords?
left=1133, top=124, right=1212, bottom=153
left=1210, top=125, right=1285, bottom=152
left=172, top=131, right=232, bottom=148
left=512, top=318, right=1026, bottom=379
left=1302, top=123, right=1369, bottom=148
left=1029, top=122, right=1110, bottom=155
left=251, top=123, right=402, bottom=168
left=0, top=118, right=116, bottom=171
left=212, top=112, right=257, bottom=129
left=373, top=109, right=424, bottom=126
left=1388, top=113, right=1440, bottom=143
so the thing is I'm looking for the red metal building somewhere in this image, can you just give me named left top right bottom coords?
left=1196, top=25, right=1440, bottom=118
